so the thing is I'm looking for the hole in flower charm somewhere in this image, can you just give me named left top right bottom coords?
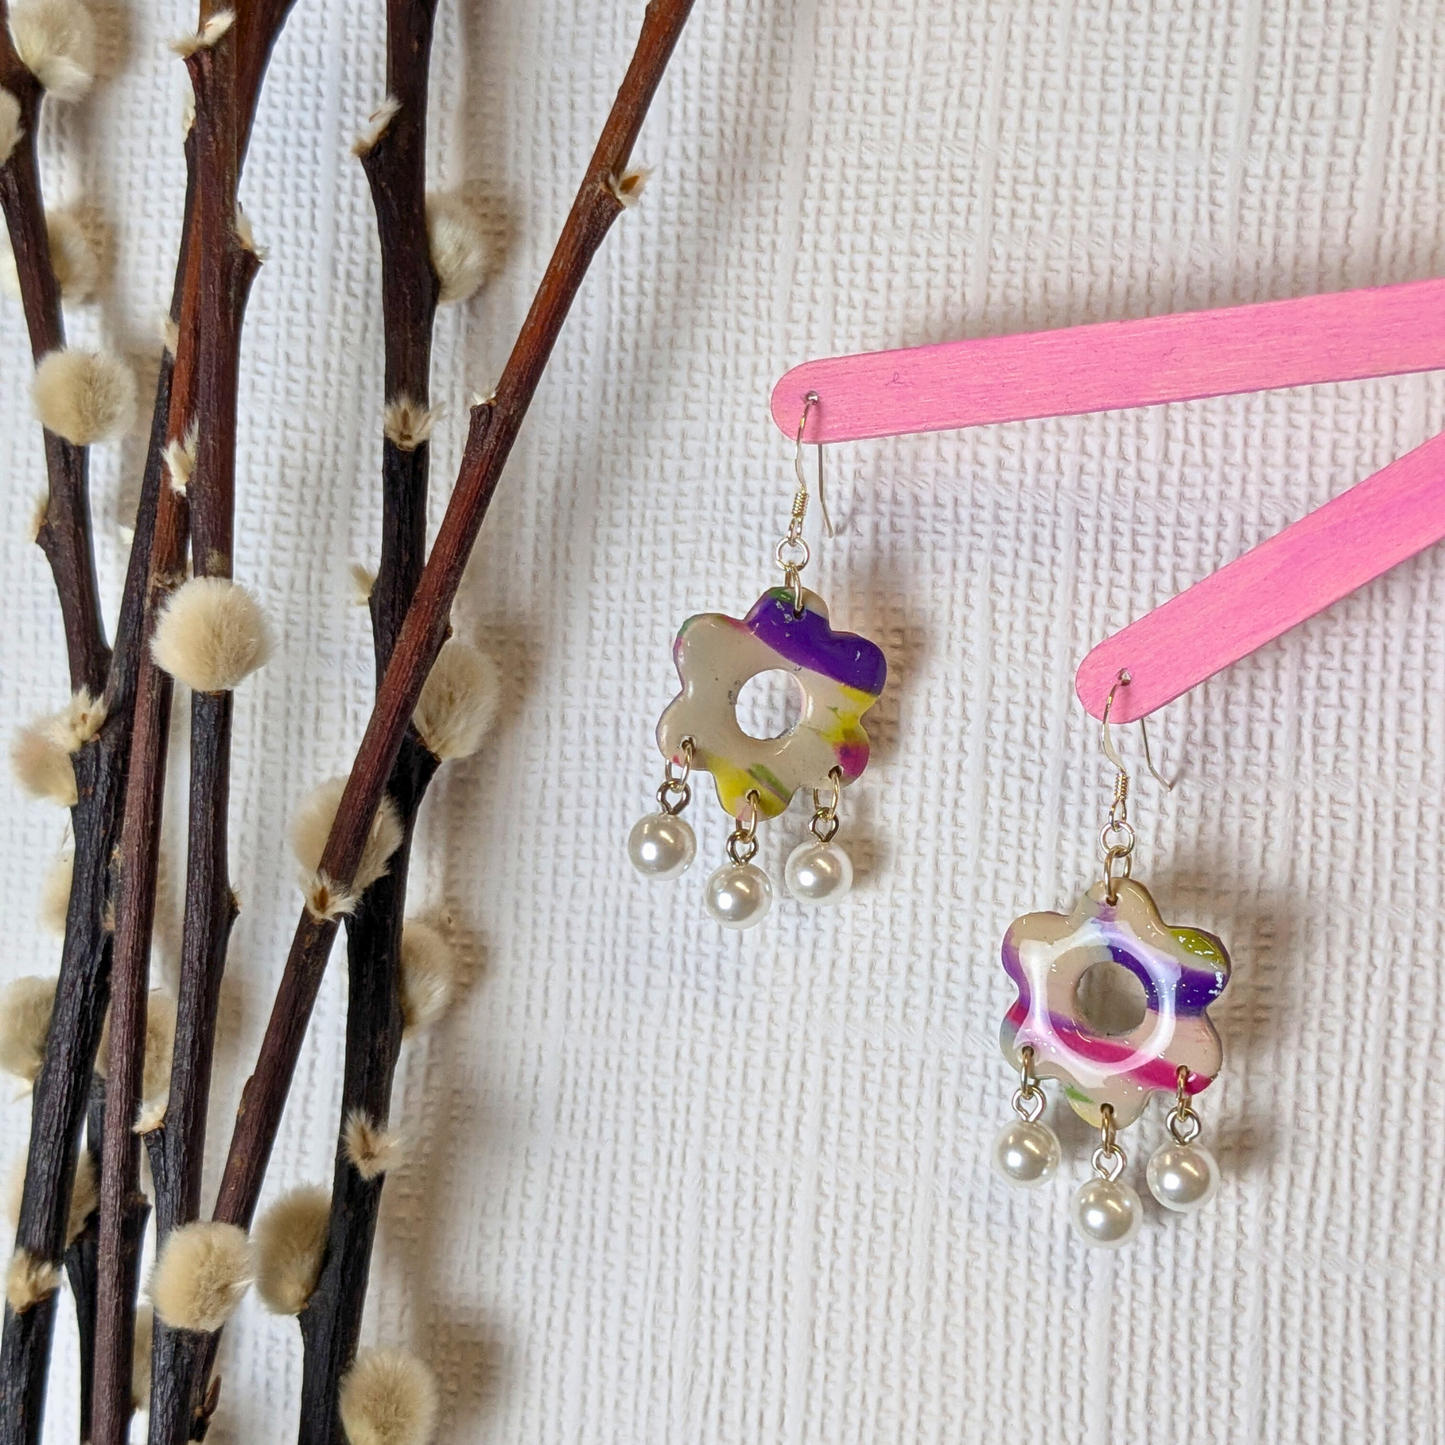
left=656, top=587, right=887, bottom=819
left=999, top=878, right=1230, bottom=1129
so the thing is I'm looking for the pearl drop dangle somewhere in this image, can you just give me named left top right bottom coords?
left=991, top=1046, right=1061, bottom=1189
left=703, top=789, right=772, bottom=929
left=785, top=765, right=852, bottom=906
left=1146, top=1066, right=1220, bottom=1213
left=1070, top=1105, right=1142, bottom=1248
left=629, top=738, right=697, bottom=881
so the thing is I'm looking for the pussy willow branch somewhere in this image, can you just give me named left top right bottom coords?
left=165, top=0, right=698, bottom=1429
left=146, top=26, right=263, bottom=1445
left=296, top=3, right=441, bottom=1441
left=93, top=6, right=295, bottom=1443
left=218, top=0, right=697, bottom=1224
left=0, top=12, right=124, bottom=1442
left=0, top=4, right=109, bottom=696
left=61, top=1081, right=107, bottom=1445
left=297, top=750, right=434, bottom=1445
left=91, top=210, right=194, bottom=1445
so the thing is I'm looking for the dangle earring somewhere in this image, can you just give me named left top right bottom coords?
left=628, top=393, right=888, bottom=927
left=993, top=671, right=1230, bottom=1245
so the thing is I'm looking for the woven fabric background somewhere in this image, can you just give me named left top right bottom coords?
left=3, top=1, right=1444, bottom=1441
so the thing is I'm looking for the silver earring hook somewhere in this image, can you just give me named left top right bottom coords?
left=1100, top=670, right=1172, bottom=791
left=795, top=390, right=834, bottom=539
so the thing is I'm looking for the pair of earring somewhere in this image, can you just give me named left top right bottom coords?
left=627, top=406, right=1231, bottom=1245
left=992, top=673, right=1229, bottom=1245
left=627, top=393, right=888, bottom=928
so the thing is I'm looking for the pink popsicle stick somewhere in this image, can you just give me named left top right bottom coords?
left=1075, top=429, right=1445, bottom=722
left=771, top=277, right=1445, bottom=442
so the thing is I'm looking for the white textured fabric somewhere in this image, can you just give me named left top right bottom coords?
left=3, top=2, right=1445, bottom=1441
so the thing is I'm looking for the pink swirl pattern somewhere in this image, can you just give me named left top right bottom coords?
left=1000, top=879, right=1230, bottom=1128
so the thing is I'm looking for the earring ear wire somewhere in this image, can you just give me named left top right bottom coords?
left=1100, top=669, right=1172, bottom=791
left=794, top=390, right=834, bottom=539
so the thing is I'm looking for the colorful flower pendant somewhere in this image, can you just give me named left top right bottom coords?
left=630, top=585, right=886, bottom=928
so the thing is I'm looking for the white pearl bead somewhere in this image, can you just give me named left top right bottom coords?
left=703, top=862, right=773, bottom=929
left=991, top=1119, right=1061, bottom=1189
left=1146, top=1142, right=1220, bottom=1213
left=627, top=812, right=696, bottom=880
left=784, top=840, right=853, bottom=905
left=1070, top=1176, right=1142, bottom=1248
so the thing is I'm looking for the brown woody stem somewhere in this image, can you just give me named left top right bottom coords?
left=0, top=8, right=206, bottom=1438
left=0, top=717, right=127, bottom=1445
left=154, top=3, right=697, bottom=1432
left=296, top=3, right=442, bottom=1440
left=296, top=742, right=435, bottom=1445
left=91, top=6, right=294, bottom=1444
left=0, top=14, right=109, bottom=695
left=216, top=0, right=696, bottom=1231
left=145, top=19, right=265, bottom=1445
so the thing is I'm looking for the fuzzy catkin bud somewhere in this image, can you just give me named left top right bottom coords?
left=94, top=990, right=177, bottom=1132
left=6, top=1249, right=59, bottom=1313
left=150, top=577, right=273, bottom=692
left=349, top=563, right=376, bottom=606
left=150, top=1221, right=253, bottom=1332
left=412, top=641, right=501, bottom=762
left=0, top=975, right=57, bottom=1083
left=4, top=1147, right=95, bottom=1244
left=292, top=779, right=403, bottom=920
left=399, top=921, right=461, bottom=1036
left=170, top=8, right=234, bottom=57
left=352, top=95, right=400, bottom=156
left=607, top=166, right=651, bottom=207
left=253, top=1184, right=330, bottom=1314
left=32, top=347, right=137, bottom=445
left=0, top=209, right=99, bottom=302
left=8, top=0, right=96, bottom=101
left=49, top=687, right=106, bottom=751
left=66, top=1146, right=97, bottom=1241
left=383, top=395, right=437, bottom=452
left=339, top=1347, right=439, bottom=1445
left=11, top=723, right=76, bottom=806
left=342, top=1111, right=402, bottom=1181
left=38, top=850, right=73, bottom=934
left=425, top=190, right=493, bottom=305
left=163, top=424, right=196, bottom=495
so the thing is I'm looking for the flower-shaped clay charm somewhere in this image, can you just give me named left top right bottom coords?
left=999, top=879, right=1230, bottom=1128
left=656, top=587, right=887, bottom=818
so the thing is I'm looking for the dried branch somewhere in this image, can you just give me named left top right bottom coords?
left=61, top=1078, right=106, bottom=1445
left=0, top=6, right=108, bottom=696
left=147, top=20, right=266, bottom=1443
left=296, top=3, right=441, bottom=1439
left=89, top=6, right=293, bottom=1443
left=150, top=3, right=255, bottom=1239
left=361, top=0, right=442, bottom=677
left=91, top=351, right=190, bottom=1445
left=0, top=694, right=126, bottom=1445
left=0, top=20, right=117, bottom=1422
left=296, top=744, right=434, bottom=1445
left=147, top=2, right=697, bottom=1433
left=0, top=5, right=197, bottom=1436
left=218, top=0, right=695, bottom=1228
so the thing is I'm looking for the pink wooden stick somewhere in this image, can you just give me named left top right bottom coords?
left=771, top=278, right=1445, bottom=442
left=1075, top=429, right=1445, bottom=722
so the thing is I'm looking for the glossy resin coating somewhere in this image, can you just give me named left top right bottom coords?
left=1000, top=879, right=1229, bottom=1128
left=657, top=587, right=886, bottom=819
